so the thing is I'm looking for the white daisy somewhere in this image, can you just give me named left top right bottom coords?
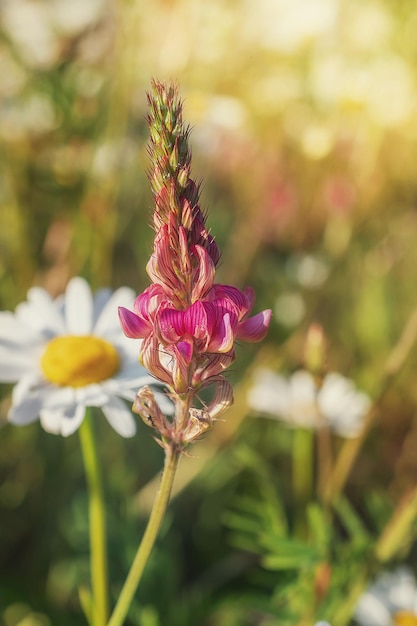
left=247, top=368, right=371, bottom=437
left=355, top=567, right=417, bottom=626
left=0, top=277, right=170, bottom=437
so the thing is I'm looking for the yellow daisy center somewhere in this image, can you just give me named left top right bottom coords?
left=394, top=612, right=417, bottom=626
left=41, top=335, right=120, bottom=387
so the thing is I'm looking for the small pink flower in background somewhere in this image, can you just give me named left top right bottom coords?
left=119, top=80, right=271, bottom=448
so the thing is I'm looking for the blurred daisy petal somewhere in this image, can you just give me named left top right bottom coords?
left=355, top=567, right=417, bottom=626
left=41, top=403, right=85, bottom=437
left=248, top=367, right=370, bottom=437
left=93, top=287, right=136, bottom=338
left=102, top=396, right=137, bottom=437
left=65, top=277, right=93, bottom=334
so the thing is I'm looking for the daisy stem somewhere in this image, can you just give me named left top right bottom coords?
left=107, top=442, right=180, bottom=626
left=374, top=485, right=417, bottom=563
left=293, top=428, right=314, bottom=534
left=79, top=409, right=109, bottom=626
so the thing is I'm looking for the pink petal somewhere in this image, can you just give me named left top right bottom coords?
left=206, top=377, right=234, bottom=418
left=177, top=340, right=193, bottom=363
left=147, top=225, right=178, bottom=293
left=118, top=307, right=151, bottom=338
left=134, top=285, right=167, bottom=320
left=179, top=226, right=192, bottom=274
left=184, top=301, right=210, bottom=341
left=207, top=311, right=235, bottom=353
left=243, top=286, right=255, bottom=314
left=209, top=284, right=251, bottom=319
left=192, top=351, right=235, bottom=385
left=140, top=336, right=173, bottom=386
left=158, top=308, right=186, bottom=343
left=236, top=309, right=272, bottom=343
left=168, top=344, right=192, bottom=393
left=191, top=245, right=215, bottom=301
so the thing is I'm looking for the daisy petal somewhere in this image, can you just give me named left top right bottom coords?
left=40, top=403, right=85, bottom=436
left=92, top=288, right=112, bottom=327
left=12, top=372, right=44, bottom=404
left=0, top=311, right=41, bottom=343
left=101, top=396, right=137, bottom=437
left=248, top=369, right=291, bottom=418
left=9, top=385, right=74, bottom=423
left=8, top=394, right=43, bottom=425
left=16, top=289, right=66, bottom=337
left=75, top=384, right=109, bottom=407
left=93, top=287, right=136, bottom=337
left=65, top=277, right=93, bottom=334
left=0, top=348, right=39, bottom=381
left=153, top=389, right=174, bottom=415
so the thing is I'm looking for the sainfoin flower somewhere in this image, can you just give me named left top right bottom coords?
left=0, top=277, right=168, bottom=437
left=355, top=567, right=417, bottom=626
left=118, top=80, right=271, bottom=448
left=247, top=368, right=370, bottom=437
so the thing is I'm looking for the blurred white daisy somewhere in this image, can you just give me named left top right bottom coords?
left=355, top=567, right=417, bottom=626
left=0, top=277, right=170, bottom=437
left=247, top=368, right=370, bottom=437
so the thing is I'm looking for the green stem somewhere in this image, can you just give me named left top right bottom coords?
left=375, top=486, right=417, bottom=563
left=330, top=569, right=370, bottom=626
left=107, top=444, right=180, bottom=626
left=79, top=409, right=109, bottom=626
left=293, top=428, right=314, bottom=534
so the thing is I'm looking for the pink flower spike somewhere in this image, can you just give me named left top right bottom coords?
left=118, top=307, right=151, bottom=338
left=236, top=309, right=272, bottom=342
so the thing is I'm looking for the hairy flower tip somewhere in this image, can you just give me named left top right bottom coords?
left=146, top=80, right=222, bottom=272
left=147, top=80, right=195, bottom=226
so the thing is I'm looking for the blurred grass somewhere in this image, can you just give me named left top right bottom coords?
left=2, top=0, right=417, bottom=623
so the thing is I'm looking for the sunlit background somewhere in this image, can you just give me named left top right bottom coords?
left=2, top=0, right=417, bottom=624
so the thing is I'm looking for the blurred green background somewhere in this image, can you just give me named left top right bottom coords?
left=2, top=0, right=417, bottom=624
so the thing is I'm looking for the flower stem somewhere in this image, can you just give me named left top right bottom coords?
left=293, top=428, right=314, bottom=534
left=79, top=409, right=109, bottom=626
left=374, top=485, right=417, bottom=563
left=107, top=443, right=180, bottom=626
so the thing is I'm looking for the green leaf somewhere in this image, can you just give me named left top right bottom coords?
left=260, top=537, right=319, bottom=570
left=307, top=503, right=331, bottom=553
